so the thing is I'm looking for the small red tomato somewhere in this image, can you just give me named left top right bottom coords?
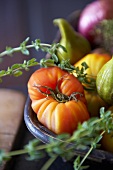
left=28, top=66, right=90, bottom=135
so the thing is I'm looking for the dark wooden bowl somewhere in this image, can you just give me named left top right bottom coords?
left=24, top=96, right=113, bottom=164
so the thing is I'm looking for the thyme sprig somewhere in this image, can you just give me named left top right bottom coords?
left=58, top=59, right=96, bottom=90
left=0, top=107, right=113, bottom=170
left=0, top=37, right=64, bottom=82
left=0, top=38, right=64, bottom=58
left=0, top=58, right=38, bottom=82
left=0, top=37, right=96, bottom=89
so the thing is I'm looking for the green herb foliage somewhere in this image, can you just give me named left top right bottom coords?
left=0, top=108, right=113, bottom=170
left=0, top=37, right=96, bottom=90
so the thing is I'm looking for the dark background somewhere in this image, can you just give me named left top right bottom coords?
left=2, top=1, right=110, bottom=170
left=0, top=0, right=93, bottom=94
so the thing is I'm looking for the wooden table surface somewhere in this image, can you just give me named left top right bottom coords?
left=0, top=89, right=26, bottom=170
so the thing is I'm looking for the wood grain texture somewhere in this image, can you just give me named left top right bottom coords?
left=0, top=89, right=26, bottom=170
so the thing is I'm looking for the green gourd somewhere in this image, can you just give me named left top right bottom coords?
left=53, top=18, right=91, bottom=65
left=96, top=57, right=113, bottom=105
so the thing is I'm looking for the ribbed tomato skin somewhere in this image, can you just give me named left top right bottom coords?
left=32, top=97, right=89, bottom=134
left=28, top=66, right=89, bottom=134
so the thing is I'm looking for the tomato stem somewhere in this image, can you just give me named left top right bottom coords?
left=33, top=84, right=83, bottom=103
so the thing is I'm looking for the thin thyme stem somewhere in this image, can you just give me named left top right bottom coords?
left=0, top=43, right=51, bottom=57
left=6, top=144, right=48, bottom=157
left=40, top=156, right=58, bottom=170
left=77, top=146, right=93, bottom=170
left=0, top=64, right=39, bottom=78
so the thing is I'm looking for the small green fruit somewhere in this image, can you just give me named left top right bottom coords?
left=53, top=18, right=91, bottom=65
left=96, top=57, right=113, bottom=105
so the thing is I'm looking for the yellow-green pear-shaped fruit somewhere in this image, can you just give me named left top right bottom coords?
left=96, top=57, right=113, bottom=105
left=53, top=18, right=91, bottom=65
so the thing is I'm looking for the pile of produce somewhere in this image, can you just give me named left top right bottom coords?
left=28, top=0, right=113, bottom=145
left=27, top=0, right=113, bottom=165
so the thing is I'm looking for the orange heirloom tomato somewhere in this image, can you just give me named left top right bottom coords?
left=28, top=66, right=90, bottom=135
left=74, top=53, right=111, bottom=77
